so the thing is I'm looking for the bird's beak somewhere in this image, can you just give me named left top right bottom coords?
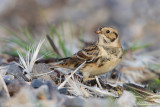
left=96, top=29, right=101, bottom=34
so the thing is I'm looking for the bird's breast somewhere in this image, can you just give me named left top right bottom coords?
left=79, top=46, right=123, bottom=76
left=80, top=58, right=121, bottom=76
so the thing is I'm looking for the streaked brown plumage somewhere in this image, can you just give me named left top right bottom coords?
left=50, top=27, right=123, bottom=82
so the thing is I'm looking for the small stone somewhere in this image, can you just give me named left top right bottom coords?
left=32, top=63, right=54, bottom=82
left=44, top=81, right=58, bottom=99
left=44, top=80, right=57, bottom=90
left=7, top=79, right=26, bottom=96
left=31, top=79, right=44, bottom=89
left=3, top=75, right=14, bottom=85
left=59, top=88, right=68, bottom=95
left=6, top=62, right=26, bottom=81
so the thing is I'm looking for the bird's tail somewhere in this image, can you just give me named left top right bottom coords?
left=48, top=57, right=70, bottom=69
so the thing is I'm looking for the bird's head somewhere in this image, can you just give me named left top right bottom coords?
left=96, top=27, right=121, bottom=47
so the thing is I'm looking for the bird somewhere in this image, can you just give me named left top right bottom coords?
left=50, top=27, right=123, bottom=82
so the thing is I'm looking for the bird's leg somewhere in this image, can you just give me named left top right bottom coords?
left=83, top=73, right=103, bottom=89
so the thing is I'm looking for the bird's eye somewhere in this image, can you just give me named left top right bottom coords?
left=106, top=30, right=110, bottom=33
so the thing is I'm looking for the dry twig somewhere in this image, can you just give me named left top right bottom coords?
left=46, top=34, right=62, bottom=57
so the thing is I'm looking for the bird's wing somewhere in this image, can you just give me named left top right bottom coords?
left=50, top=45, right=99, bottom=69
left=73, top=45, right=99, bottom=62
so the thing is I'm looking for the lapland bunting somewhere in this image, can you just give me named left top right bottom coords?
left=50, top=27, right=123, bottom=82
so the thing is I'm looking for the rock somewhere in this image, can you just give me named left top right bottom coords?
left=59, top=88, right=68, bottom=95
left=44, top=80, right=57, bottom=90
left=7, top=79, right=26, bottom=96
left=31, top=79, right=57, bottom=90
left=31, top=79, right=44, bottom=89
left=32, top=63, right=56, bottom=84
left=3, top=75, right=14, bottom=85
left=44, top=81, right=57, bottom=99
left=6, top=62, right=26, bottom=81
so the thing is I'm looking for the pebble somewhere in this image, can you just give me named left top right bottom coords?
left=32, top=63, right=54, bottom=82
left=31, top=79, right=44, bottom=89
left=6, top=62, right=26, bottom=81
left=3, top=75, right=14, bottom=85
left=59, top=88, right=68, bottom=95
left=44, top=80, right=58, bottom=99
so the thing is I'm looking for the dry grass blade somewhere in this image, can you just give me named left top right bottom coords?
left=0, top=75, right=10, bottom=98
left=80, top=87, right=90, bottom=97
left=63, top=68, right=91, bottom=97
left=124, top=83, right=155, bottom=97
left=145, top=95, right=160, bottom=104
left=58, top=61, right=86, bottom=89
left=16, top=39, right=45, bottom=80
left=124, top=83, right=160, bottom=105
left=30, top=39, right=45, bottom=71
left=0, top=66, right=9, bottom=75
left=80, top=84, right=118, bottom=97
left=67, top=77, right=84, bottom=97
left=33, top=70, right=54, bottom=77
